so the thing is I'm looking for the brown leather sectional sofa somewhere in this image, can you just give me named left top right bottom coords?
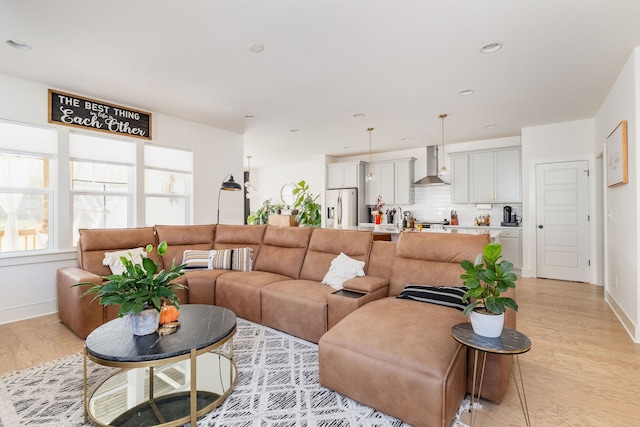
left=56, top=224, right=514, bottom=427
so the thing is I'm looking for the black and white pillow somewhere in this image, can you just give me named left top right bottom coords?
left=397, top=285, right=467, bottom=311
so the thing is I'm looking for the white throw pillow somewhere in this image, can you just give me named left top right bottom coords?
left=103, top=247, right=147, bottom=275
left=321, top=252, right=365, bottom=290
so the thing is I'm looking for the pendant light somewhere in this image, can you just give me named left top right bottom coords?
left=365, top=127, right=376, bottom=183
left=438, top=114, right=449, bottom=179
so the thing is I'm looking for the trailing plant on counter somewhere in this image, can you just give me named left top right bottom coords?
left=292, top=180, right=322, bottom=227
left=460, top=243, right=518, bottom=316
left=247, top=198, right=280, bottom=224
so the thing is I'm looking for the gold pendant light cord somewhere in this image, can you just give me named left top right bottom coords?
left=368, top=127, right=373, bottom=163
left=439, top=114, right=447, bottom=173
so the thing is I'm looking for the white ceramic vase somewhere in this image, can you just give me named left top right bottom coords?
left=131, top=308, right=160, bottom=336
left=470, top=310, right=504, bottom=338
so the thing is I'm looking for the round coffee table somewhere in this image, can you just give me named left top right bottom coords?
left=83, top=304, right=237, bottom=427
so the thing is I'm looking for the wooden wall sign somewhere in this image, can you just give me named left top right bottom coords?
left=48, top=89, right=152, bottom=140
left=606, top=120, right=627, bottom=187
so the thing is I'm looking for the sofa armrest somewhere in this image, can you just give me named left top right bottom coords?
left=57, top=267, right=105, bottom=339
left=342, top=275, right=389, bottom=294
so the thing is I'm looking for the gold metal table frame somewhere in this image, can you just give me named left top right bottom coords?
left=83, top=305, right=237, bottom=427
left=451, top=322, right=531, bottom=427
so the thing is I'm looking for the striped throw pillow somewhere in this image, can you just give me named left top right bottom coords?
left=182, top=250, right=211, bottom=269
left=209, top=247, right=254, bottom=272
left=397, top=285, right=467, bottom=311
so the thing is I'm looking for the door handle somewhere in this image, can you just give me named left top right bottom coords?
left=538, top=225, right=543, bottom=229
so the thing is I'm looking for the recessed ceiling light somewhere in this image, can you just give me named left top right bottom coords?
left=352, top=113, right=365, bottom=118
left=244, top=114, right=255, bottom=118
left=484, top=124, right=496, bottom=129
left=458, top=89, right=474, bottom=96
left=400, top=137, right=411, bottom=141
left=290, top=129, right=299, bottom=132
left=248, top=42, right=265, bottom=53
left=344, top=145, right=352, bottom=149
left=6, top=39, right=31, bottom=51
left=481, top=43, right=502, bottom=53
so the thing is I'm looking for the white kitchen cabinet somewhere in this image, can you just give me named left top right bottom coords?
left=364, top=158, right=415, bottom=205
left=327, top=161, right=361, bottom=189
left=451, top=154, right=470, bottom=203
left=453, top=148, right=521, bottom=203
left=394, top=158, right=415, bottom=205
left=498, top=228, right=522, bottom=269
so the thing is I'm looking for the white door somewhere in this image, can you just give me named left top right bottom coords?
left=536, top=161, right=590, bottom=282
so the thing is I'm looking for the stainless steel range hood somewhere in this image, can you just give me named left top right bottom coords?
left=414, top=145, right=449, bottom=186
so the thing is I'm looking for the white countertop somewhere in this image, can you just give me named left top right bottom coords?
left=326, top=224, right=522, bottom=234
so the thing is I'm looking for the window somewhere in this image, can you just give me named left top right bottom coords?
left=0, top=120, right=56, bottom=253
left=69, top=132, right=135, bottom=243
left=144, top=144, right=192, bottom=225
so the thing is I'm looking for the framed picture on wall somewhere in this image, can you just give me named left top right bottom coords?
left=606, top=120, right=628, bottom=187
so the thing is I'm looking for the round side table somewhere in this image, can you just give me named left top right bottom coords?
left=451, top=322, right=532, bottom=427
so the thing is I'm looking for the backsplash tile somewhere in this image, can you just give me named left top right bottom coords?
left=385, top=186, right=522, bottom=226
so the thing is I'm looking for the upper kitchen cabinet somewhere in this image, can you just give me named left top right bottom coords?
left=364, top=158, right=415, bottom=205
left=327, top=161, right=362, bottom=189
left=452, top=148, right=521, bottom=203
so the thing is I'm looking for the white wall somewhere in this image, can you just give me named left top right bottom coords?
left=595, top=48, right=639, bottom=341
left=0, top=74, right=244, bottom=324
left=249, top=156, right=326, bottom=219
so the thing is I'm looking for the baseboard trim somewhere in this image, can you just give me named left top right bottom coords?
left=605, top=290, right=638, bottom=343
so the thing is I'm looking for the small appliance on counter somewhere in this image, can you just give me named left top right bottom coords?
left=501, top=205, right=519, bottom=227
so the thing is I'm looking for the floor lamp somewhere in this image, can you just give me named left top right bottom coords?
left=217, top=174, right=242, bottom=224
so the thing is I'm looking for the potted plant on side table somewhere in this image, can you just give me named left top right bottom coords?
left=460, top=243, right=518, bottom=337
left=74, top=241, right=187, bottom=336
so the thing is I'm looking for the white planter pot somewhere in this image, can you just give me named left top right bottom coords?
left=470, top=311, right=504, bottom=338
left=131, top=308, right=160, bottom=336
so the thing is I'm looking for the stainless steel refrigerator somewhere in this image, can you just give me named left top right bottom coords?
left=325, top=188, right=358, bottom=229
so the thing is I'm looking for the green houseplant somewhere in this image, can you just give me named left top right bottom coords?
left=292, top=180, right=321, bottom=227
left=460, top=243, right=518, bottom=337
left=74, top=241, right=187, bottom=335
left=247, top=198, right=281, bottom=225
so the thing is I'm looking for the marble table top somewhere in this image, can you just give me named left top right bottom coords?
left=451, top=322, right=531, bottom=354
left=86, top=304, right=237, bottom=362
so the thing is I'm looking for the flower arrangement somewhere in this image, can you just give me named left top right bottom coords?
left=373, top=195, right=385, bottom=217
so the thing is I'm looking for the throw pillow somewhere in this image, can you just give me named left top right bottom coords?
left=397, top=285, right=467, bottom=311
left=103, top=247, right=147, bottom=275
left=321, top=252, right=366, bottom=291
left=182, top=250, right=211, bottom=270
left=209, top=247, right=254, bottom=272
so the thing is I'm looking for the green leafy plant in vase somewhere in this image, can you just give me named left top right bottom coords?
left=460, top=243, right=518, bottom=337
left=74, top=241, right=187, bottom=335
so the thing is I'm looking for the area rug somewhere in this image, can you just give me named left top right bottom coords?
left=0, top=320, right=470, bottom=427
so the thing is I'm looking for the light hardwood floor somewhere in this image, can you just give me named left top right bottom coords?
left=1, top=277, right=639, bottom=426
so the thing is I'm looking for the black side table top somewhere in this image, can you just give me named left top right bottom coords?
left=86, top=304, right=237, bottom=362
left=451, top=322, right=531, bottom=355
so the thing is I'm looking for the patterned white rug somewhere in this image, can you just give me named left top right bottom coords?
left=0, top=320, right=469, bottom=427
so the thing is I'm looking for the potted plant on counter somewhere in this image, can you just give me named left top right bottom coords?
left=460, top=243, right=518, bottom=337
left=74, top=241, right=187, bottom=336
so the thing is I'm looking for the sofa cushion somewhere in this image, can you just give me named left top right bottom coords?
left=77, top=227, right=159, bottom=277
left=397, top=284, right=466, bottom=311
left=388, top=232, right=489, bottom=297
left=300, top=229, right=373, bottom=282
left=155, top=224, right=216, bottom=270
left=102, top=247, right=147, bottom=275
left=253, top=226, right=313, bottom=279
left=209, top=247, right=254, bottom=271
left=321, top=252, right=365, bottom=290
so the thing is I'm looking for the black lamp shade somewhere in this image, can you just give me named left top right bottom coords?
left=220, top=175, right=242, bottom=191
